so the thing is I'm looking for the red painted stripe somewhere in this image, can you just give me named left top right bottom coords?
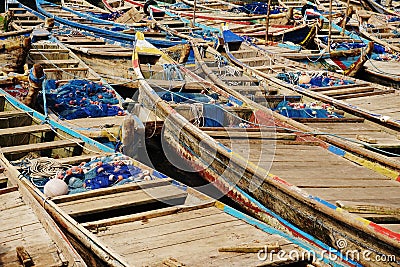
left=331, top=58, right=347, bottom=71
left=132, top=59, right=139, bottom=68
left=272, top=176, right=292, bottom=186
left=369, top=222, right=400, bottom=241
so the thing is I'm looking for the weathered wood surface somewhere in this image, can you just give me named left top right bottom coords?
left=91, top=205, right=308, bottom=266
left=0, top=189, right=78, bottom=267
left=217, top=137, right=400, bottom=231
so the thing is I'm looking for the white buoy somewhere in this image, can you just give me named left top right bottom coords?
left=299, top=74, right=311, bottom=84
left=44, top=179, right=68, bottom=197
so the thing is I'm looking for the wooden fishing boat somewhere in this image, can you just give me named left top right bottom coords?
left=13, top=30, right=126, bottom=144
left=0, top=35, right=31, bottom=74
left=132, top=32, right=400, bottom=266
left=311, top=19, right=374, bottom=76
left=53, top=29, right=138, bottom=91
left=360, top=0, right=400, bottom=16
left=35, top=0, right=185, bottom=47
left=0, top=136, right=86, bottom=267
left=355, top=10, right=400, bottom=53
left=125, top=0, right=294, bottom=26
left=0, top=13, right=35, bottom=38
left=317, top=12, right=400, bottom=86
left=5, top=3, right=44, bottom=33
left=0, top=82, right=347, bottom=266
left=221, top=27, right=400, bottom=128
left=191, top=40, right=400, bottom=156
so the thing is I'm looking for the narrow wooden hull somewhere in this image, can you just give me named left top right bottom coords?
left=0, top=82, right=345, bottom=267
left=132, top=32, right=400, bottom=267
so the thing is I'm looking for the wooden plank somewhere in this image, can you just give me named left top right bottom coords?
left=31, top=59, right=80, bottom=65
left=0, top=124, right=51, bottom=136
left=58, top=184, right=187, bottom=217
left=324, top=87, right=375, bottom=97
left=44, top=67, right=89, bottom=73
left=204, top=131, right=296, bottom=140
left=336, top=200, right=400, bottom=215
left=52, top=179, right=172, bottom=204
left=305, top=187, right=400, bottom=202
left=296, top=117, right=364, bottom=123
left=0, top=111, right=29, bottom=119
left=310, top=83, right=369, bottom=92
left=1, top=139, right=84, bottom=156
left=82, top=202, right=216, bottom=229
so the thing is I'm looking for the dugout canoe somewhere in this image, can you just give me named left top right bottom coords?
left=35, top=0, right=185, bottom=47
left=359, top=0, right=400, bottom=16
left=355, top=10, right=400, bottom=53
left=189, top=38, right=400, bottom=163
left=0, top=35, right=31, bottom=74
left=0, top=155, right=86, bottom=266
left=132, top=31, right=400, bottom=266
left=0, top=81, right=348, bottom=267
left=9, top=30, right=127, bottom=144
left=225, top=26, right=399, bottom=129
left=125, top=0, right=294, bottom=26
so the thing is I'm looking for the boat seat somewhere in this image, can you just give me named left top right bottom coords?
left=0, top=124, right=51, bottom=137
left=310, top=83, right=370, bottom=92
left=220, top=75, right=259, bottom=83
left=57, top=182, right=187, bottom=217
left=32, top=59, right=80, bottom=66
left=323, top=86, right=375, bottom=97
left=1, top=139, right=85, bottom=156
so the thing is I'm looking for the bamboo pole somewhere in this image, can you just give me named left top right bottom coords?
left=327, top=0, right=333, bottom=53
left=192, top=0, right=197, bottom=27
left=341, top=0, right=351, bottom=36
left=265, top=0, right=272, bottom=44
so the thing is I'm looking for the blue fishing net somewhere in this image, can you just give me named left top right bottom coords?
left=157, top=91, right=216, bottom=103
left=274, top=101, right=343, bottom=119
left=388, top=16, right=400, bottom=22
left=276, top=72, right=355, bottom=88
left=41, top=79, right=124, bottom=120
left=169, top=2, right=191, bottom=9
left=62, top=155, right=149, bottom=192
left=230, top=2, right=285, bottom=15
left=87, top=11, right=122, bottom=21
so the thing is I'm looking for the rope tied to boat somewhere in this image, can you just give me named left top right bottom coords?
left=162, top=64, right=184, bottom=81
left=23, top=157, right=71, bottom=179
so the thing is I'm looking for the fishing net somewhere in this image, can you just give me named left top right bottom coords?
left=40, top=79, right=124, bottom=120
left=274, top=101, right=343, bottom=119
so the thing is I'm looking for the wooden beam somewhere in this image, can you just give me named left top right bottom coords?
left=1, top=139, right=84, bottom=156
left=295, top=118, right=364, bottom=123
left=0, top=124, right=51, bottom=136
left=58, top=184, right=187, bottom=217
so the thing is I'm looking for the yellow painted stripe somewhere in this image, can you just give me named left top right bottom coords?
left=356, top=217, right=371, bottom=226
left=215, top=201, right=225, bottom=210
left=344, top=153, right=399, bottom=180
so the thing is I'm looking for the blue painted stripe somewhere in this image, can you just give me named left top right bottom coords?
left=309, top=196, right=338, bottom=210
left=218, top=142, right=232, bottom=152
left=228, top=95, right=244, bottom=106
left=223, top=184, right=360, bottom=266
left=222, top=205, right=357, bottom=267
left=328, top=145, right=346, bottom=157
left=0, top=90, right=114, bottom=153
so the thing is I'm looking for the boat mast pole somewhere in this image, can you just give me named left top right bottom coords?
left=192, top=0, right=197, bottom=27
left=341, top=0, right=351, bottom=36
left=327, top=0, right=332, bottom=53
left=265, top=0, right=272, bottom=44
